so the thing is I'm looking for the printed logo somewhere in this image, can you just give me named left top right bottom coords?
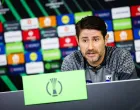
left=45, top=0, right=64, bottom=9
left=20, top=18, right=39, bottom=30
left=0, top=0, right=9, bottom=15
left=0, top=0, right=4, bottom=7
left=106, top=75, right=112, bottom=82
left=62, top=15, right=69, bottom=24
left=107, top=42, right=115, bottom=47
left=131, top=5, right=140, bottom=17
left=0, top=54, right=7, bottom=66
left=120, top=31, right=127, bottom=40
left=105, top=20, right=113, bottom=31
left=0, top=0, right=4, bottom=5
left=94, top=10, right=111, bottom=19
left=30, top=52, right=37, bottom=61
left=46, top=78, right=62, bottom=97
left=44, top=17, right=51, bottom=26
left=113, top=18, right=132, bottom=30
left=57, top=24, right=76, bottom=37
left=65, top=38, right=71, bottom=43
left=22, top=29, right=40, bottom=41
left=0, top=22, right=3, bottom=32
left=133, top=28, right=140, bottom=40
left=134, top=40, right=140, bottom=51
left=111, top=6, right=130, bottom=19
left=4, top=21, right=20, bottom=31
left=41, top=38, right=59, bottom=50
left=0, top=67, right=6, bottom=75
left=39, top=16, right=56, bottom=28
left=45, top=63, right=51, bottom=70
left=57, top=14, right=74, bottom=25
left=24, top=41, right=41, bottom=51
left=59, top=36, right=77, bottom=48
left=25, top=51, right=42, bottom=62
left=132, top=17, right=140, bottom=28
left=6, top=42, right=24, bottom=54
left=61, top=47, right=78, bottom=58
left=116, top=41, right=135, bottom=52
left=138, top=6, right=140, bottom=12
left=114, top=30, right=133, bottom=42
left=0, top=44, right=5, bottom=54
left=107, top=31, right=114, bottom=43
left=74, top=11, right=92, bottom=23
left=45, top=61, right=61, bottom=70
left=12, top=54, right=20, bottom=64
left=26, top=62, right=44, bottom=74
left=8, top=64, right=25, bottom=74
left=4, top=31, right=22, bottom=43
left=136, top=51, right=140, bottom=63
left=42, top=49, right=61, bottom=61
left=41, top=27, right=57, bottom=38
left=7, top=53, right=25, bottom=65
left=0, top=33, right=4, bottom=42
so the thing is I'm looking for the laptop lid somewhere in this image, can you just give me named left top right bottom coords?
left=22, top=70, right=87, bottom=105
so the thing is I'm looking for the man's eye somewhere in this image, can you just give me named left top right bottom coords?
left=94, top=38, right=99, bottom=41
left=83, top=40, right=87, bottom=42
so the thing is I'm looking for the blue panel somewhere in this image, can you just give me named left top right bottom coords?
left=94, top=10, right=112, bottom=20
left=57, top=14, right=74, bottom=25
left=25, top=51, right=42, bottom=62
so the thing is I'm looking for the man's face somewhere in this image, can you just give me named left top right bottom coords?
left=78, top=29, right=108, bottom=66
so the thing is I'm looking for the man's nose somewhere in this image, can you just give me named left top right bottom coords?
left=88, top=41, right=94, bottom=50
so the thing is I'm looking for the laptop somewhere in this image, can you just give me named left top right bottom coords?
left=0, top=79, right=140, bottom=110
left=22, top=70, right=88, bottom=105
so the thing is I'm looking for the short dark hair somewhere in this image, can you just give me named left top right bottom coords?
left=75, top=16, right=107, bottom=39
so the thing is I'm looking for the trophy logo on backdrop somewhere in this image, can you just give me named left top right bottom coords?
left=0, top=0, right=9, bottom=14
left=46, top=78, right=62, bottom=97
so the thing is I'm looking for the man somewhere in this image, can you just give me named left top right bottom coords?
left=61, top=16, right=137, bottom=83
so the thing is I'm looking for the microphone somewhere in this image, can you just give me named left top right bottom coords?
left=86, top=80, right=92, bottom=83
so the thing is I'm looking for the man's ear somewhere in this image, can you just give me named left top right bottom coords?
left=105, top=34, right=109, bottom=46
left=76, top=36, right=79, bottom=45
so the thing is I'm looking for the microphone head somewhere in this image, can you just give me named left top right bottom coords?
left=86, top=80, right=92, bottom=83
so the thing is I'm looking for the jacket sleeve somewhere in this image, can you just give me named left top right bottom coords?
left=117, top=49, right=138, bottom=80
left=61, top=56, right=74, bottom=72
